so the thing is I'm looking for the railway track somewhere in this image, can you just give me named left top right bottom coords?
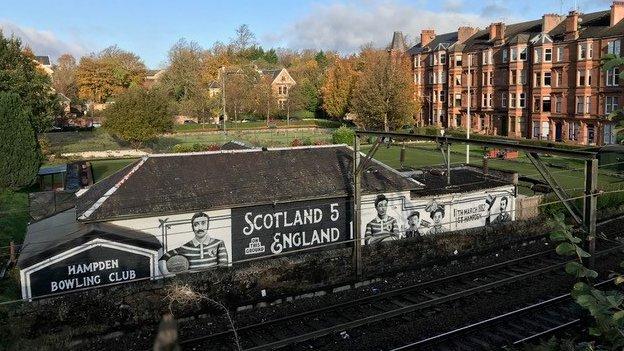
left=393, top=279, right=615, bottom=351
left=179, top=243, right=624, bottom=350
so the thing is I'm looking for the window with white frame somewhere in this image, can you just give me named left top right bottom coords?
left=502, top=49, right=508, bottom=63
left=578, top=42, right=592, bottom=60
left=519, top=47, right=528, bottom=61
left=556, top=46, right=564, bottom=62
left=569, top=122, right=579, bottom=141
left=607, top=68, right=620, bottom=86
left=501, top=93, right=507, bottom=108
left=544, top=71, right=551, bottom=86
left=542, top=96, right=551, bottom=112
left=541, top=121, right=550, bottom=140
left=510, top=70, right=517, bottom=85
left=455, top=55, right=462, bottom=67
left=555, top=95, right=562, bottom=113
left=428, top=72, right=433, bottom=84
left=534, top=48, right=542, bottom=63
left=440, top=71, right=446, bottom=84
left=607, top=39, right=621, bottom=55
left=533, top=97, right=541, bottom=112
left=414, top=55, right=421, bottom=68
left=440, top=90, right=446, bottom=104
left=521, top=70, right=527, bottom=85
left=429, top=54, right=434, bottom=66
left=433, top=90, right=438, bottom=103
left=604, top=124, right=616, bottom=144
left=511, top=47, right=518, bottom=61
left=545, top=48, right=552, bottom=62
left=606, top=96, right=619, bottom=114
left=510, top=93, right=517, bottom=108
left=532, top=121, right=540, bottom=139
left=454, top=75, right=461, bottom=86
left=489, top=71, right=494, bottom=85
left=577, top=70, right=586, bottom=86
left=454, top=93, right=461, bottom=107
left=534, top=72, right=541, bottom=87
left=576, top=96, right=584, bottom=114
left=555, top=70, right=562, bottom=87
left=519, top=92, right=526, bottom=108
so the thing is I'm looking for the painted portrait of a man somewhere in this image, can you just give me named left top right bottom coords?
left=405, top=211, right=426, bottom=238
left=490, top=196, right=511, bottom=225
left=365, top=194, right=399, bottom=244
left=159, top=212, right=228, bottom=274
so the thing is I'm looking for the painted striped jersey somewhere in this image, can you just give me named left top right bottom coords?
left=365, top=216, right=398, bottom=244
left=164, top=237, right=228, bottom=271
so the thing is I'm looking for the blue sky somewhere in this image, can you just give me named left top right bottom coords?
left=0, top=0, right=613, bottom=68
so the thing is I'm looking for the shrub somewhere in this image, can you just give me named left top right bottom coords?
left=172, top=143, right=221, bottom=153
left=331, top=125, right=355, bottom=145
left=103, top=87, right=173, bottom=146
left=0, top=92, right=41, bottom=189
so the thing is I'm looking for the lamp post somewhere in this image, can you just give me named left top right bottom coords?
left=221, top=66, right=227, bottom=134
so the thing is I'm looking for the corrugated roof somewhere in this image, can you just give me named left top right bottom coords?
left=75, top=145, right=420, bottom=222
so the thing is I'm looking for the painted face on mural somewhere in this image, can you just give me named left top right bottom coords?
left=432, top=210, right=444, bottom=224
left=500, top=197, right=508, bottom=212
left=376, top=200, right=388, bottom=217
left=408, top=213, right=420, bottom=229
left=192, top=214, right=210, bottom=239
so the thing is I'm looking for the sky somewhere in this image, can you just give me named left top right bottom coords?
left=0, top=0, right=614, bottom=68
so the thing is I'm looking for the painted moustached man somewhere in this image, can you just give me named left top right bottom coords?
left=490, top=196, right=511, bottom=225
left=365, top=194, right=399, bottom=244
left=160, top=212, right=228, bottom=274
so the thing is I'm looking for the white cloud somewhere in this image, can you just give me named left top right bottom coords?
left=0, top=21, right=87, bottom=62
left=266, top=1, right=504, bottom=53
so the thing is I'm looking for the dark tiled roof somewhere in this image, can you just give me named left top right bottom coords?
left=410, top=167, right=513, bottom=197
left=260, top=69, right=282, bottom=81
left=34, top=55, right=50, bottom=65
left=407, top=32, right=458, bottom=54
left=76, top=146, right=419, bottom=222
left=18, top=208, right=161, bottom=268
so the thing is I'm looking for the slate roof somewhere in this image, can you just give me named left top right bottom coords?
left=75, top=145, right=420, bottom=222
left=17, top=208, right=161, bottom=268
left=407, top=9, right=621, bottom=54
left=388, top=31, right=407, bottom=52
left=259, top=68, right=283, bottom=81
left=34, top=55, right=51, bottom=66
left=410, top=167, right=514, bottom=197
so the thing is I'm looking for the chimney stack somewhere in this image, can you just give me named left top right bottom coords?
left=420, top=29, right=436, bottom=47
left=565, top=11, right=580, bottom=41
left=611, top=1, right=624, bottom=26
left=457, top=27, right=479, bottom=44
left=489, top=22, right=505, bottom=44
left=542, top=14, right=564, bottom=33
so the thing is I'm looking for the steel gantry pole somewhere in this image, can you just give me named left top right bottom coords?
left=353, top=135, right=363, bottom=279
left=583, top=158, right=598, bottom=270
left=466, top=52, right=471, bottom=164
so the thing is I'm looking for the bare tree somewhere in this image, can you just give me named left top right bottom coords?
left=230, top=24, right=256, bottom=53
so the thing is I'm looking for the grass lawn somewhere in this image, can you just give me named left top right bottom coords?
left=43, top=128, right=128, bottom=154
left=173, top=118, right=342, bottom=132
left=43, top=127, right=336, bottom=154
left=0, top=190, right=29, bottom=302
left=150, top=128, right=334, bottom=152
left=364, top=143, right=624, bottom=195
left=91, top=159, right=137, bottom=181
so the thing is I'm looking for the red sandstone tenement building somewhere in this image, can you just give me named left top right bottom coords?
left=401, top=1, right=624, bottom=145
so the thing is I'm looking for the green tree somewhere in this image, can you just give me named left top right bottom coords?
left=350, top=50, right=418, bottom=131
left=0, top=92, right=41, bottom=189
left=161, top=39, right=204, bottom=101
left=103, top=87, right=173, bottom=145
left=0, top=31, right=60, bottom=132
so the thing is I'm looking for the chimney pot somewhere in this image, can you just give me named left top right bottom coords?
left=565, top=11, right=580, bottom=40
left=420, top=29, right=436, bottom=47
left=488, top=22, right=505, bottom=44
left=457, top=26, right=478, bottom=44
left=611, top=1, right=624, bottom=26
left=542, top=14, right=564, bottom=33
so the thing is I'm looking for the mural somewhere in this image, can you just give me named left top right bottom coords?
left=159, top=212, right=229, bottom=274
left=360, top=187, right=516, bottom=244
